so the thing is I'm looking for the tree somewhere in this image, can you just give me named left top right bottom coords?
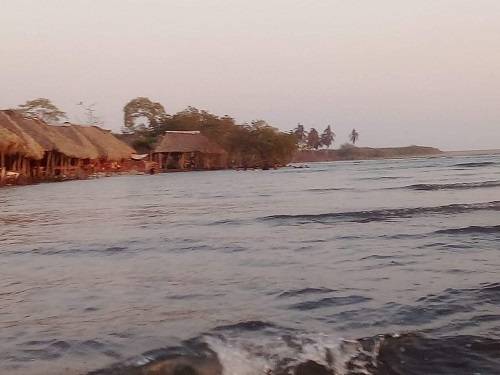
left=292, top=123, right=307, bottom=148
left=349, top=128, right=359, bottom=145
left=16, top=98, right=66, bottom=123
left=241, top=122, right=297, bottom=168
left=120, top=102, right=298, bottom=168
left=320, top=125, right=335, bottom=148
left=123, top=97, right=167, bottom=134
left=307, top=128, right=321, bottom=149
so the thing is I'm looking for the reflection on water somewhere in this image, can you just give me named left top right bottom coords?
left=1, top=155, right=500, bottom=374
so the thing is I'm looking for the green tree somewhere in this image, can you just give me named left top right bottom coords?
left=349, top=128, right=359, bottom=145
left=307, top=128, right=321, bottom=149
left=245, top=121, right=296, bottom=168
left=320, top=125, right=335, bottom=148
left=123, top=97, right=167, bottom=134
left=292, top=123, right=307, bottom=148
left=16, top=98, right=66, bottom=123
left=120, top=102, right=298, bottom=168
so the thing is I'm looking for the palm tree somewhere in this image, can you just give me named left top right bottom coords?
left=349, top=128, right=359, bottom=145
left=307, top=128, right=321, bottom=149
left=320, top=125, right=335, bottom=148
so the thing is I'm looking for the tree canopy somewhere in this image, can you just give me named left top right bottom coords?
left=123, top=97, right=167, bottom=134
left=320, top=125, right=335, bottom=148
left=349, top=128, right=359, bottom=145
left=122, top=98, right=298, bottom=167
left=292, top=123, right=307, bottom=149
left=307, top=128, right=321, bottom=149
left=16, top=98, right=66, bottom=124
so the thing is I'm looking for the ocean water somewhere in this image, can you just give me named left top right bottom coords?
left=1, top=155, right=500, bottom=374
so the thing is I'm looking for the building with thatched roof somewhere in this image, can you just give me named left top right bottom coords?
left=152, top=131, right=227, bottom=170
left=0, top=111, right=45, bottom=160
left=72, top=125, right=135, bottom=161
left=0, top=110, right=135, bottom=184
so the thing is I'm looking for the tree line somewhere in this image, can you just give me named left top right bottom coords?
left=10, top=97, right=361, bottom=167
left=123, top=97, right=297, bottom=168
left=292, top=124, right=359, bottom=150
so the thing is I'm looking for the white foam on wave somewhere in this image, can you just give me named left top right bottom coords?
left=203, top=332, right=373, bottom=375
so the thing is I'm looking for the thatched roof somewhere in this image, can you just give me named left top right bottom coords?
left=0, top=128, right=23, bottom=155
left=6, top=113, right=92, bottom=159
left=73, top=125, right=135, bottom=161
left=57, top=125, right=100, bottom=160
left=154, top=131, right=226, bottom=154
left=0, top=110, right=135, bottom=161
left=0, top=111, right=45, bottom=159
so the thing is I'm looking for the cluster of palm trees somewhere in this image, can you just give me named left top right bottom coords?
left=292, top=124, right=359, bottom=150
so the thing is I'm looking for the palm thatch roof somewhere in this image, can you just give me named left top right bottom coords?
left=0, top=110, right=135, bottom=161
left=154, top=131, right=226, bottom=154
left=73, top=125, right=135, bottom=161
left=57, top=125, right=100, bottom=160
left=0, top=111, right=45, bottom=159
left=0, top=128, right=23, bottom=155
left=7, top=112, right=92, bottom=159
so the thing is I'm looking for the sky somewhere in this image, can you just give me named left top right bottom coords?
left=1, top=0, right=499, bottom=150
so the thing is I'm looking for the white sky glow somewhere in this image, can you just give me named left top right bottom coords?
left=1, top=0, right=500, bottom=149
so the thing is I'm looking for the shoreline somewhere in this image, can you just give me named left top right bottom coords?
left=2, top=148, right=499, bottom=189
left=292, top=145, right=443, bottom=163
left=292, top=146, right=500, bottom=163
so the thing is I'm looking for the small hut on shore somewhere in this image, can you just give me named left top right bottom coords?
left=0, top=111, right=45, bottom=181
left=69, top=125, right=135, bottom=172
left=152, top=131, right=227, bottom=171
left=0, top=110, right=135, bottom=185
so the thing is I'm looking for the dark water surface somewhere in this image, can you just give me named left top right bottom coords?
left=2, top=155, right=500, bottom=374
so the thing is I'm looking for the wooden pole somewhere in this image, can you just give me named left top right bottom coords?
left=0, top=151, right=4, bottom=184
left=45, top=151, right=51, bottom=178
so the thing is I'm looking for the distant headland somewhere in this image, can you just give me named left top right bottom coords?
left=293, top=144, right=442, bottom=162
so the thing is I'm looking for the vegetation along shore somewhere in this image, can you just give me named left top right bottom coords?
left=1, top=97, right=443, bottom=187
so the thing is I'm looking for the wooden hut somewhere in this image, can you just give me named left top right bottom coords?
left=152, top=131, right=227, bottom=171
left=0, top=111, right=45, bottom=183
left=72, top=125, right=135, bottom=171
left=0, top=110, right=136, bottom=184
left=1, top=111, right=95, bottom=179
left=0, top=128, right=24, bottom=183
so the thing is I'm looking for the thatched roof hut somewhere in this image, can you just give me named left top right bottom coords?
left=154, top=131, right=226, bottom=154
left=74, top=125, right=135, bottom=161
left=0, top=128, right=23, bottom=155
left=57, top=125, right=100, bottom=160
left=0, top=111, right=45, bottom=159
left=0, top=110, right=135, bottom=162
left=5, top=112, right=92, bottom=159
left=0, top=109, right=137, bottom=183
left=152, top=131, right=227, bottom=170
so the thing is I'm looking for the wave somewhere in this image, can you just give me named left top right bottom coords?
left=401, top=180, right=500, bottom=191
left=306, top=188, right=350, bottom=192
left=278, top=287, right=336, bottom=298
left=290, top=295, right=371, bottom=311
left=261, top=201, right=500, bottom=224
left=89, top=329, right=500, bottom=374
left=435, top=225, right=500, bottom=235
left=358, top=176, right=407, bottom=181
left=453, top=161, right=496, bottom=168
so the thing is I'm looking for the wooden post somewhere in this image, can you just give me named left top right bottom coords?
left=179, top=153, right=185, bottom=170
left=0, top=151, right=4, bottom=184
left=12, top=154, right=18, bottom=172
left=45, top=151, right=51, bottom=178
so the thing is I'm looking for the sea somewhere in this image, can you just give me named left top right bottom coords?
left=1, top=154, right=500, bottom=375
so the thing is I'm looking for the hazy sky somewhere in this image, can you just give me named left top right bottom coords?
left=1, top=0, right=499, bottom=150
